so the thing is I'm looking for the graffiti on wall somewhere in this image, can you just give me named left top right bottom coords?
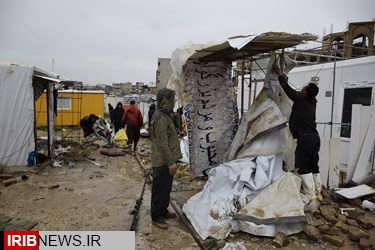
left=181, top=61, right=239, bottom=177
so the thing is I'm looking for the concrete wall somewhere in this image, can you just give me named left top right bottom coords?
left=156, top=58, right=172, bottom=90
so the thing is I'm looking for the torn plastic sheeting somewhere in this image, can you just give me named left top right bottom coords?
left=222, top=241, right=246, bottom=250
left=235, top=127, right=290, bottom=159
left=227, top=35, right=257, bottom=50
left=237, top=220, right=306, bottom=238
left=182, top=154, right=283, bottom=240
left=168, top=42, right=224, bottom=92
left=54, top=145, right=72, bottom=156
left=224, top=54, right=295, bottom=163
left=235, top=173, right=306, bottom=237
left=235, top=173, right=306, bottom=230
left=179, top=136, right=189, bottom=164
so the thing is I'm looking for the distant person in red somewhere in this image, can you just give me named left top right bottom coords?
left=121, top=100, right=144, bottom=151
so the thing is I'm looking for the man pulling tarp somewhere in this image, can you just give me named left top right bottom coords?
left=169, top=31, right=320, bottom=240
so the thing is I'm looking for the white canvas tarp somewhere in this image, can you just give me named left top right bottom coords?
left=182, top=54, right=309, bottom=239
left=0, top=65, right=57, bottom=166
left=0, top=66, right=35, bottom=166
left=236, top=173, right=306, bottom=237
left=182, top=155, right=284, bottom=240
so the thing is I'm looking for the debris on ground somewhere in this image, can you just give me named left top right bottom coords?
left=100, top=148, right=126, bottom=157
left=1, top=137, right=375, bottom=249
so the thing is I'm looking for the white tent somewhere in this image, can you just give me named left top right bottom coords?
left=0, top=64, right=60, bottom=166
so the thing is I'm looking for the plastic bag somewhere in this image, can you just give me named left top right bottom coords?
left=179, top=136, right=189, bottom=164
left=114, top=129, right=128, bottom=147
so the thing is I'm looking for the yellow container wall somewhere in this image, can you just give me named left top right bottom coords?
left=35, top=93, right=48, bottom=126
left=35, top=92, right=104, bottom=126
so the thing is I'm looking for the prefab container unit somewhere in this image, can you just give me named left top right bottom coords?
left=36, top=90, right=105, bottom=127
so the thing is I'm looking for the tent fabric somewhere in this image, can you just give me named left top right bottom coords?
left=227, top=35, right=257, bottom=50
left=177, top=34, right=317, bottom=239
left=0, top=66, right=35, bottom=166
left=182, top=55, right=307, bottom=239
left=235, top=173, right=306, bottom=237
left=0, top=65, right=57, bottom=166
left=224, top=90, right=288, bottom=161
left=182, top=155, right=284, bottom=240
left=168, top=41, right=225, bottom=92
left=224, top=55, right=295, bottom=162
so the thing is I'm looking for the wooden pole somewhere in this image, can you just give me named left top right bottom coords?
left=170, top=200, right=206, bottom=250
left=241, top=60, right=245, bottom=117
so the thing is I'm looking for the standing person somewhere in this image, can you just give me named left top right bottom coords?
left=149, top=88, right=182, bottom=229
left=121, top=100, right=143, bottom=151
left=110, top=102, right=125, bottom=133
left=176, top=107, right=188, bottom=137
left=80, top=114, right=99, bottom=138
left=273, top=66, right=322, bottom=202
left=108, top=103, right=114, bottom=114
left=148, top=103, right=156, bottom=127
left=171, top=110, right=181, bottom=135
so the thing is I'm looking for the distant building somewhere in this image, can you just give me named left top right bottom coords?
left=156, top=58, right=172, bottom=90
left=148, top=82, right=158, bottom=95
left=95, top=84, right=106, bottom=90
left=288, top=21, right=375, bottom=64
left=104, top=85, right=113, bottom=95
left=112, top=82, right=132, bottom=95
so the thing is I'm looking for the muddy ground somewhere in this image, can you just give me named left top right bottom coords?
left=1, top=137, right=374, bottom=249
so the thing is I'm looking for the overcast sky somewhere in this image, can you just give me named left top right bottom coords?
left=0, top=0, right=374, bottom=85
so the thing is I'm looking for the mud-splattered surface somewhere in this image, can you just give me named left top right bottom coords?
left=1, top=138, right=373, bottom=249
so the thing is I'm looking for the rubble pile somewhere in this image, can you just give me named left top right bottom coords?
left=303, top=188, right=375, bottom=249
left=52, top=141, right=100, bottom=167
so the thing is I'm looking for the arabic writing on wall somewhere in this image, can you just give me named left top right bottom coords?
left=182, top=61, right=239, bottom=177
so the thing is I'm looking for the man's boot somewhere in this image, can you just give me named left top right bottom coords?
left=313, top=173, right=323, bottom=202
left=300, top=173, right=317, bottom=202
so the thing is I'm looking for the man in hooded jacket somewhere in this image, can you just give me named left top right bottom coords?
left=121, top=100, right=143, bottom=151
left=149, top=88, right=182, bottom=229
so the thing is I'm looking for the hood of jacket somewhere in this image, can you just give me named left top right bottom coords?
left=157, top=88, right=175, bottom=114
left=115, top=102, right=123, bottom=110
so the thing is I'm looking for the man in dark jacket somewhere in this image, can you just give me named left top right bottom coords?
left=110, top=102, right=125, bottom=133
left=80, top=114, right=99, bottom=138
left=149, top=88, right=182, bottom=229
left=274, top=66, right=322, bottom=202
left=148, top=103, right=156, bottom=126
left=121, top=100, right=143, bottom=151
left=108, top=103, right=114, bottom=114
